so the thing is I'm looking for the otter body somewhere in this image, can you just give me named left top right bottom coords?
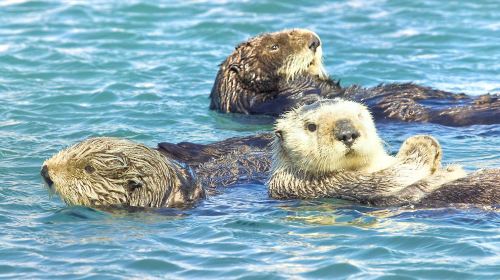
left=42, top=101, right=498, bottom=209
left=209, top=29, right=499, bottom=126
left=268, top=99, right=471, bottom=206
left=163, top=131, right=499, bottom=207
left=42, top=134, right=498, bottom=209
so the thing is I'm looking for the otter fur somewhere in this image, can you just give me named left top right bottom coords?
left=42, top=103, right=498, bottom=209
left=210, top=28, right=333, bottom=115
left=160, top=100, right=498, bottom=208
left=41, top=137, right=204, bottom=208
left=268, top=99, right=469, bottom=206
left=41, top=137, right=272, bottom=209
left=209, top=29, right=499, bottom=126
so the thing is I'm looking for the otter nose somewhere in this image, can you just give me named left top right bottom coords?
left=334, top=120, right=360, bottom=148
left=41, top=165, right=54, bottom=187
left=308, top=35, right=321, bottom=52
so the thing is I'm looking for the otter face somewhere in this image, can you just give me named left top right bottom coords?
left=273, top=99, right=386, bottom=175
left=230, top=28, right=326, bottom=82
left=210, top=28, right=329, bottom=113
left=41, top=137, right=204, bottom=208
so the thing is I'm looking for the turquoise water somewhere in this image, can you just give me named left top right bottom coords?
left=1, top=0, right=499, bottom=278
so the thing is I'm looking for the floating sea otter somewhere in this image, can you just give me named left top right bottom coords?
left=268, top=99, right=464, bottom=206
left=41, top=100, right=498, bottom=209
left=209, top=29, right=499, bottom=126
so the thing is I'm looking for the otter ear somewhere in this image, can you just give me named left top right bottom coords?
left=228, top=63, right=241, bottom=75
left=126, top=179, right=143, bottom=192
left=275, top=130, right=283, bottom=140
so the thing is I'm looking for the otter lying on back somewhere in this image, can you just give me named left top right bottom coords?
left=268, top=99, right=468, bottom=206
left=210, top=29, right=499, bottom=126
left=42, top=101, right=499, bottom=209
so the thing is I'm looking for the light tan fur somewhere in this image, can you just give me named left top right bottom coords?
left=269, top=99, right=467, bottom=205
left=273, top=99, right=395, bottom=176
left=42, top=137, right=204, bottom=208
left=276, top=29, right=327, bottom=80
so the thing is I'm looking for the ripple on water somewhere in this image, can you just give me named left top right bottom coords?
left=0, top=0, right=499, bottom=279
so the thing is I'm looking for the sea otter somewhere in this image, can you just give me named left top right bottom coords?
left=42, top=101, right=498, bottom=209
left=41, top=137, right=205, bottom=208
left=209, top=29, right=499, bottom=126
left=267, top=99, right=470, bottom=206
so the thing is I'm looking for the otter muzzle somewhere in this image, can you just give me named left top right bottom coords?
left=334, top=120, right=360, bottom=147
left=41, top=165, right=54, bottom=187
left=308, top=35, right=321, bottom=52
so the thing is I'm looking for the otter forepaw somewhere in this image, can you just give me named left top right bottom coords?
left=396, top=135, right=442, bottom=172
left=426, top=164, right=467, bottom=191
left=443, top=164, right=467, bottom=181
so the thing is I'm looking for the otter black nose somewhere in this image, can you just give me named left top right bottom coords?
left=41, top=165, right=53, bottom=187
left=308, top=35, right=321, bottom=51
left=334, top=120, right=360, bottom=147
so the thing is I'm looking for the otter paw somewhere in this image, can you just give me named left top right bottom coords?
left=396, top=135, right=442, bottom=173
left=425, top=164, right=467, bottom=190
left=443, top=164, right=467, bottom=182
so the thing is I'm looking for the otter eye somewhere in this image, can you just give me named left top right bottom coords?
left=127, top=180, right=143, bottom=191
left=307, top=123, right=317, bottom=132
left=275, top=130, right=283, bottom=139
left=84, top=165, right=95, bottom=173
left=270, top=44, right=279, bottom=51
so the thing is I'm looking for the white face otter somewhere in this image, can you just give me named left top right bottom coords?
left=41, top=137, right=204, bottom=208
left=273, top=99, right=393, bottom=175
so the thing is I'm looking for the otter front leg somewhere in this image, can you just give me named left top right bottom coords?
left=387, top=135, right=443, bottom=188
left=368, top=165, right=466, bottom=206
left=396, top=135, right=441, bottom=170
left=359, top=135, right=448, bottom=206
left=368, top=136, right=466, bottom=206
left=249, top=76, right=328, bottom=115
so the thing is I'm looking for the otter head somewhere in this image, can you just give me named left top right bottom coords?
left=210, top=29, right=328, bottom=113
left=272, top=99, right=387, bottom=176
left=41, top=137, right=205, bottom=209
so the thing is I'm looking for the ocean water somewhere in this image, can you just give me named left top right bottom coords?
left=0, top=0, right=499, bottom=279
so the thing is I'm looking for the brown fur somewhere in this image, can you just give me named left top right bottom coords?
left=42, top=111, right=497, bottom=209
left=209, top=30, right=499, bottom=126
left=210, top=28, right=332, bottom=115
left=417, top=169, right=500, bottom=207
left=42, top=137, right=204, bottom=208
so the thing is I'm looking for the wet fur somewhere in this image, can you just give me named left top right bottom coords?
left=44, top=134, right=498, bottom=208
left=209, top=29, right=499, bottom=126
left=272, top=99, right=394, bottom=175
left=160, top=132, right=497, bottom=207
left=268, top=100, right=468, bottom=206
left=209, top=29, right=331, bottom=115
left=160, top=100, right=497, bottom=207
left=43, top=106, right=498, bottom=208
left=43, top=137, right=204, bottom=208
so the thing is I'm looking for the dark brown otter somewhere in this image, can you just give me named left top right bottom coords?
left=209, top=29, right=499, bottom=126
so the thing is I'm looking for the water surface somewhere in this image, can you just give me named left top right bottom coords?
left=0, top=0, right=499, bottom=279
